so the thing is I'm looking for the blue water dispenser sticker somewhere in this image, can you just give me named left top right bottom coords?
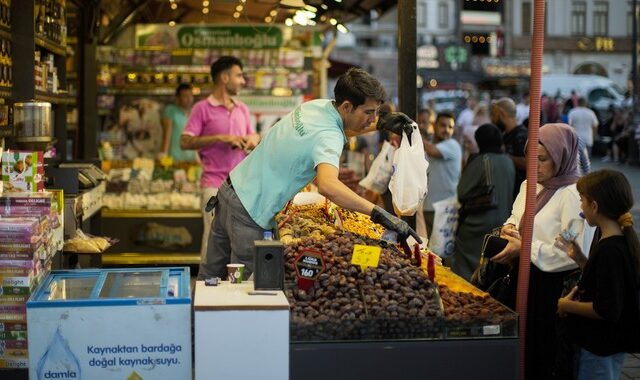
left=37, top=328, right=81, bottom=380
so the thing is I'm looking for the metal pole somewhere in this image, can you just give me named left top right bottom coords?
left=633, top=0, right=638, bottom=113
left=398, top=0, right=417, bottom=117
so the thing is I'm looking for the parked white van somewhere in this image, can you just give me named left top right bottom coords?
left=541, top=74, right=626, bottom=110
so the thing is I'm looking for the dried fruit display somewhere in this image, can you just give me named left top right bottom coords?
left=276, top=204, right=335, bottom=244
left=434, top=265, right=488, bottom=298
left=336, top=207, right=384, bottom=240
left=285, top=231, right=443, bottom=341
left=439, top=286, right=517, bottom=337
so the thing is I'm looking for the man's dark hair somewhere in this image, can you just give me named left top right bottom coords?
left=418, top=108, right=432, bottom=116
left=436, top=111, right=455, bottom=123
left=175, top=83, right=192, bottom=97
left=210, top=56, right=243, bottom=84
left=334, top=67, right=387, bottom=108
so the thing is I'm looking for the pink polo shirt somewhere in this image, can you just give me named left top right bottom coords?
left=183, top=95, right=253, bottom=188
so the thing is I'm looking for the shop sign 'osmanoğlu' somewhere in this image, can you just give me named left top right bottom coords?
left=136, top=24, right=284, bottom=49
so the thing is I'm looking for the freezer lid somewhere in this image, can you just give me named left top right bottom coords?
left=99, top=270, right=164, bottom=299
left=27, top=268, right=191, bottom=307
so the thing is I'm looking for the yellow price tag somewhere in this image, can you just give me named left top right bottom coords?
left=351, top=244, right=381, bottom=272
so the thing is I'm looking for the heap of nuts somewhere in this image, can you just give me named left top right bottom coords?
left=285, top=231, right=443, bottom=341
left=438, top=286, right=517, bottom=336
left=336, top=207, right=384, bottom=240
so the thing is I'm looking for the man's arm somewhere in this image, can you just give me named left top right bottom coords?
left=511, top=156, right=527, bottom=171
left=423, top=141, right=443, bottom=158
left=180, top=134, right=245, bottom=150
left=316, top=163, right=375, bottom=215
left=161, top=117, right=172, bottom=154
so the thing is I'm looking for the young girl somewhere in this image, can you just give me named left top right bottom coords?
left=557, top=169, right=640, bottom=379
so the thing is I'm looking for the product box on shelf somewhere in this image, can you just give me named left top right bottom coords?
left=1, top=151, right=45, bottom=193
left=0, top=191, right=53, bottom=217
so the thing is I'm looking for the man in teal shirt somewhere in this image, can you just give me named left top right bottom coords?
left=161, top=83, right=197, bottom=161
left=198, top=68, right=420, bottom=280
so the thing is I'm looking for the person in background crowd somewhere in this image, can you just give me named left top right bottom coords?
left=197, top=68, right=420, bottom=280
left=545, top=95, right=560, bottom=124
left=180, top=56, right=261, bottom=278
left=161, top=83, right=197, bottom=162
left=453, top=124, right=514, bottom=280
left=557, top=170, right=640, bottom=380
left=417, top=108, right=435, bottom=143
left=422, top=111, right=462, bottom=237
left=491, top=97, right=527, bottom=199
left=455, top=96, right=476, bottom=143
left=493, top=123, right=595, bottom=380
left=460, top=101, right=492, bottom=167
left=569, top=97, right=599, bottom=157
left=516, top=92, right=530, bottom=126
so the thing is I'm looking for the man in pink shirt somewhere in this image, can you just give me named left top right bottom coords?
left=181, top=56, right=260, bottom=271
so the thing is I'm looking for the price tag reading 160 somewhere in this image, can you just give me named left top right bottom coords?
left=294, top=249, right=326, bottom=290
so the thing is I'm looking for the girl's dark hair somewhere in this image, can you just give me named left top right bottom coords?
left=334, top=67, right=387, bottom=109
left=577, top=169, right=640, bottom=278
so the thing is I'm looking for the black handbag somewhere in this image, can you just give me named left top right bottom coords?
left=459, top=155, right=498, bottom=215
left=470, top=231, right=518, bottom=309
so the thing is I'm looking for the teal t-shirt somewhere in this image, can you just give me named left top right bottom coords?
left=163, top=104, right=197, bottom=162
left=230, top=99, right=347, bottom=229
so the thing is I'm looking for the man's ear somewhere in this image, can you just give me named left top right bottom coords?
left=337, top=100, right=353, bottom=114
left=591, top=199, right=599, bottom=215
left=220, top=70, right=230, bottom=84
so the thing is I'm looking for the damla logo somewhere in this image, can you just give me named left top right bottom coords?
left=43, top=370, right=77, bottom=378
left=37, top=328, right=82, bottom=380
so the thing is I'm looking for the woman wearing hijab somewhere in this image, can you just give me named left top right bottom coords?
left=492, top=123, right=596, bottom=379
left=453, top=123, right=515, bottom=280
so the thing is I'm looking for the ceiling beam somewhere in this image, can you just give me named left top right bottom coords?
left=99, top=0, right=147, bottom=45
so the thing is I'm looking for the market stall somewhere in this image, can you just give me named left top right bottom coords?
left=277, top=200, right=518, bottom=379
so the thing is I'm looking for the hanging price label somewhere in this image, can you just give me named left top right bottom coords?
left=351, top=244, right=381, bottom=272
left=294, top=249, right=326, bottom=291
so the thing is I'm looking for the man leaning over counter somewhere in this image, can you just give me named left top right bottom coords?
left=197, top=67, right=420, bottom=280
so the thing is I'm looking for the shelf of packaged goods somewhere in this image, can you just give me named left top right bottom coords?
left=101, top=252, right=200, bottom=266
left=97, top=63, right=310, bottom=74
left=0, top=24, right=10, bottom=40
left=0, top=85, right=11, bottom=98
left=35, top=90, right=75, bottom=105
left=101, top=209, right=202, bottom=219
left=100, top=87, right=304, bottom=97
left=35, top=35, right=67, bottom=56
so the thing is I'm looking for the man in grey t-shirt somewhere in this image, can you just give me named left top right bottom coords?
left=422, top=111, right=462, bottom=237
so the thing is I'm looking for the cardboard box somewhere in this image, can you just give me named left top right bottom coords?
left=1, top=151, right=45, bottom=192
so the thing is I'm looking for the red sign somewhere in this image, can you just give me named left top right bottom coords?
left=294, top=249, right=326, bottom=291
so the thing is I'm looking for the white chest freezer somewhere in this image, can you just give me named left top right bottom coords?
left=26, top=267, right=191, bottom=380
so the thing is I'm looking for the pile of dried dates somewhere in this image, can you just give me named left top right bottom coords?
left=285, top=231, right=442, bottom=341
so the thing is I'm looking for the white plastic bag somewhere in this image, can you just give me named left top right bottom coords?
left=388, top=127, right=429, bottom=215
left=427, top=196, right=460, bottom=258
left=359, top=141, right=396, bottom=194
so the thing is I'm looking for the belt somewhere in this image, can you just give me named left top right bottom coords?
left=225, top=177, right=233, bottom=189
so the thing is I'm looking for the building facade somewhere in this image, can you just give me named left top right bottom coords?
left=511, top=0, right=634, bottom=88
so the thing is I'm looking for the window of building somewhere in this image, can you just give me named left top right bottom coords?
left=571, top=2, right=586, bottom=36
left=438, top=2, right=448, bottom=29
left=593, top=2, right=608, bottom=36
left=418, top=1, right=427, bottom=28
left=522, top=2, right=532, bottom=35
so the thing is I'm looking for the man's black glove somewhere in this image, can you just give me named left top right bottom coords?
left=376, top=112, right=415, bottom=138
left=370, top=206, right=422, bottom=244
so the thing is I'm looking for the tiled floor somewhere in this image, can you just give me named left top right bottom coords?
left=622, top=353, right=640, bottom=380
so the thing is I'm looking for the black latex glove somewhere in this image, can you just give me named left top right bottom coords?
left=376, top=112, right=415, bottom=139
left=370, top=206, right=422, bottom=244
